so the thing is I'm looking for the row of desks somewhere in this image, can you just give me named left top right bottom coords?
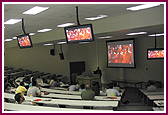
left=138, top=88, right=164, bottom=111
left=4, top=93, right=118, bottom=110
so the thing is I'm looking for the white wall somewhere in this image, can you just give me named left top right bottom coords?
left=4, top=35, right=164, bottom=84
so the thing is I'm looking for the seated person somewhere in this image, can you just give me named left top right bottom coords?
left=106, top=83, right=120, bottom=97
left=146, top=81, right=156, bottom=92
left=50, top=78, right=61, bottom=87
left=68, top=82, right=79, bottom=91
left=81, top=85, right=95, bottom=100
left=15, top=93, right=36, bottom=105
left=4, top=79, right=11, bottom=92
left=113, top=82, right=121, bottom=92
left=92, top=81, right=100, bottom=96
left=15, top=82, right=27, bottom=96
left=27, top=81, right=41, bottom=97
left=79, top=84, right=86, bottom=91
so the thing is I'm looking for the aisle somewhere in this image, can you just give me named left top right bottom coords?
left=118, top=87, right=153, bottom=111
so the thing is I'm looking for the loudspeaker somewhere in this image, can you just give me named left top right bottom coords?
left=50, top=49, right=55, bottom=56
left=59, top=52, right=64, bottom=60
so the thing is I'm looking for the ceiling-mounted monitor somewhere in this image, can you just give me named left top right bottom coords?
left=17, top=33, right=33, bottom=49
left=147, top=48, right=164, bottom=59
left=107, top=38, right=135, bottom=68
left=64, top=24, right=94, bottom=43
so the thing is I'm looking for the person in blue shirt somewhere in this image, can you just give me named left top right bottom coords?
left=106, top=83, right=120, bottom=97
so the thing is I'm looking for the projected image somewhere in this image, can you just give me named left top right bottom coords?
left=66, top=27, right=92, bottom=41
left=108, top=44, right=133, bottom=64
left=148, top=49, right=164, bottom=59
left=18, top=36, right=31, bottom=47
left=107, top=39, right=135, bottom=68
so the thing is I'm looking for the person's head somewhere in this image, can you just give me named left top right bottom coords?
left=20, top=82, right=24, bottom=86
left=113, top=82, right=117, bottom=87
left=80, top=84, right=85, bottom=89
left=15, top=93, right=25, bottom=104
left=85, top=85, right=91, bottom=90
left=108, top=83, right=113, bottom=88
left=150, top=81, right=155, bottom=85
left=32, top=80, right=37, bottom=86
left=92, top=81, right=96, bottom=86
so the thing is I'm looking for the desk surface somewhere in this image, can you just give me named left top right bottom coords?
left=153, top=100, right=164, bottom=107
left=152, top=107, right=164, bottom=111
left=4, top=93, right=119, bottom=108
left=147, top=95, right=164, bottom=100
left=4, top=102, right=111, bottom=112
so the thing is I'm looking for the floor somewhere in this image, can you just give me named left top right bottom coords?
left=118, top=87, right=153, bottom=111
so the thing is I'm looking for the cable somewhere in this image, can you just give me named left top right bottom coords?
left=76, top=6, right=80, bottom=25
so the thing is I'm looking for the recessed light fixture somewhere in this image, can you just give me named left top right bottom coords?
left=12, top=37, right=17, bottom=39
left=127, top=3, right=160, bottom=11
left=97, top=36, right=113, bottom=39
left=44, top=43, right=53, bottom=46
left=126, top=32, right=147, bottom=36
left=85, top=15, right=108, bottom=21
left=57, top=23, right=75, bottom=28
left=57, top=42, right=67, bottom=45
left=4, top=19, right=22, bottom=25
left=148, top=33, right=164, bottom=36
left=37, top=29, right=52, bottom=33
left=29, top=33, right=35, bottom=36
left=5, top=39, right=13, bottom=42
left=23, top=6, right=49, bottom=15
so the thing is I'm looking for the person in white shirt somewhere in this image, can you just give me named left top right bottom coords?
left=68, top=82, right=79, bottom=91
left=147, top=81, right=156, bottom=92
left=106, top=83, right=120, bottom=97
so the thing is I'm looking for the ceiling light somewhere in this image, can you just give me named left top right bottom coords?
left=148, top=33, right=164, bottom=37
left=126, top=32, right=147, bottom=35
left=57, top=42, right=67, bottom=45
left=5, top=39, right=13, bottom=42
left=97, top=36, right=113, bottom=39
left=23, top=6, right=49, bottom=15
left=57, top=23, right=75, bottom=28
left=12, top=37, right=17, bottom=39
left=29, top=33, right=35, bottom=36
left=37, top=29, right=52, bottom=33
left=44, top=43, right=53, bottom=46
left=4, top=19, right=22, bottom=25
left=127, top=3, right=160, bottom=11
left=85, top=15, right=108, bottom=20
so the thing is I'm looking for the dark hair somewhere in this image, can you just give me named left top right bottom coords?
left=20, top=82, right=24, bottom=86
left=113, top=82, right=117, bottom=87
left=92, top=81, right=96, bottom=86
left=108, top=83, right=113, bottom=88
left=80, top=84, right=85, bottom=89
left=32, top=80, right=37, bottom=86
left=15, top=93, right=22, bottom=103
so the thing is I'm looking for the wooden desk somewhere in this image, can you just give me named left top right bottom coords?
left=4, top=102, right=112, bottom=112
left=77, top=75, right=100, bottom=87
left=147, top=95, right=164, bottom=106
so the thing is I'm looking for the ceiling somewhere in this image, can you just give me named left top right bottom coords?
left=4, top=3, right=164, bottom=44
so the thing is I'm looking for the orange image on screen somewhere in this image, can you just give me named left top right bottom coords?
left=19, top=36, right=31, bottom=47
left=148, top=50, right=164, bottom=58
left=108, top=44, right=133, bottom=64
left=67, top=27, right=92, bottom=41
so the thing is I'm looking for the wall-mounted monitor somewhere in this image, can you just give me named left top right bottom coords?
left=147, top=48, right=164, bottom=59
left=17, top=33, right=33, bottom=49
left=64, top=24, right=94, bottom=43
left=106, top=38, right=135, bottom=68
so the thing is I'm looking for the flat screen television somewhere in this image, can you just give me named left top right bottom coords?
left=64, top=24, right=94, bottom=43
left=17, top=33, right=33, bottom=49
left=106, top=38, right=135, bottom=68
left=147, top=48, right=164, bottom=59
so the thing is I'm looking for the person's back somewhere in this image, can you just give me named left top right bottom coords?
left=27, top=81, right=41, bottom=97
left=106, top=83, right=120, bottom=97
left=15, top=82, right=27, bottom=95
left=81, top=85, right=95, bottom=100
left=92, top=81, right=100, bottom=96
